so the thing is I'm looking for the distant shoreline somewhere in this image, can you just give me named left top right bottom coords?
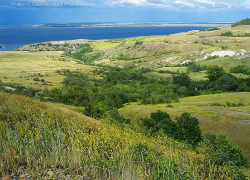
left=0, top=22, right=232, bottom=28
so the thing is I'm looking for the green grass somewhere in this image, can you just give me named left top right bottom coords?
left=0, top=51, right=97, bottom=89
left=199, top=56, right=250, bottom=72
left=15, top=25, right=250, bottom=70
left=1, top=91, right=246, bottom=179
left=120, top=92, right=250, bottom=159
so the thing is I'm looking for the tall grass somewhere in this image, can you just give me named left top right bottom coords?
left=0, top=92, right=246, bottom=179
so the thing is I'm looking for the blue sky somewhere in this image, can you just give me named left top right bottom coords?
left=0, top=0, right=250, bottom=24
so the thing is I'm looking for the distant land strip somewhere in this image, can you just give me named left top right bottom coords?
left=0, top=22, right=233, bottom=28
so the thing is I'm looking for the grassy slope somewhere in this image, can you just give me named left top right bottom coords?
left=1, top=91, right=245, bottom=179
left=14, top=25, right=250, bottom=82
left=119, top=92, right=250, bottom=159
left=0, top=51, right=96, bottom=89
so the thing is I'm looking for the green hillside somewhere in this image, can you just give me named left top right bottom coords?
left=232, top=18, right=250, bottom=27
left=0, top=91, right=249, bottom=179
left=16, top=25, right=250, bottom=70
left=120, top=92, right=250, bottom=159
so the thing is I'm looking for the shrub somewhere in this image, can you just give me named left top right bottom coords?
left=230, top=65, right=250, bottom=75
left=206, top=55, right=219, bottom=60
left=175, top=112, right=203, bottom=146
left=134, top=41, right=143, bottom=46
left=206, top=66, right=225, bottom=82
left=142, top=110, right=177, bottom=136
left=187, top=63, right=208, bottom=72
left=143, top=111, right=203, bottom=146
left=116, top=53, right=138, bottom=60
left=221, top=45, right=229, bottom=50
left=221, top=31, right=233, bottom=37
left=173, top=73, right=191, bottom=87
left=214, top=74, right=238, bottom=91
left=198, top=133, right=249, bottom=167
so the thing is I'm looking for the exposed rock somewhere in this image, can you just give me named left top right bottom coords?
left=2, top=86, right=16, bottom=91
left=180, top=60, right=192, bottom=65
left=210, top=50, right=236, bottom=57
left=94, top=61, right=102, bottom=65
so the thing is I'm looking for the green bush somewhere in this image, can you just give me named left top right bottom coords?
left=142, top=110, right=177, bottom=136
left=230, top=65, right=250, bottom=75
left=173, top=73, right=191, bottom=87
left=221, top=31, right=233, bottom=37
left=134, top=41, right=143, bottom=46
left=175, top=112, right=203, bottom=146
left=206, top=65, right=225, bottom=82
left=143, top=111, right=202, bottom=146
left=198, top=133, right=249, bottom=167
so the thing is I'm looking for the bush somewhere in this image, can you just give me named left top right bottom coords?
left=142, top=110, right=176, bottom=136
left=230, top=65, right=250, bottom=75
left=206, top=55, right=219, bottom=60
left=206, top=66, right=225, bottom=82
left=173, top=73, right=191, bottom=87
left=198, top=133, right=249, bottom=167
left=143, top=111, right=202, bottom=146
left=175, top=112, right=203, bottom=146
left=116, top=53, right=138, bottom=60
left=221, top=45, right=229, bottom=50
left=221, top=31, right=233, bottom=37
left=214, top=74, right=238, bottom=91
left=134, top=41, right=143, bottom=46
left=187, top=63, right=208, bottom=72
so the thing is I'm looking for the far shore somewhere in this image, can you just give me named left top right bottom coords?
left=0, top=22, right=233, bottom=28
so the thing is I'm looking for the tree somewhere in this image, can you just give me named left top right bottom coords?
left=173, top=73, right=191, bottom=87
left=215, top=74, right=238, bottom=91
left=175, top=112, right=202, bottom=146
left=206, top=66, right=225, bottom=82
left=232, top=18, right=250, bottom=27
left=142, top=110, right=176, bottom=136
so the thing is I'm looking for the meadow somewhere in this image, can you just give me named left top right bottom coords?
left=0, top=51, right=96, bottom=90
left=1, top=91, right=248, bottom=179
left=120, top=92, right=250, bottom=159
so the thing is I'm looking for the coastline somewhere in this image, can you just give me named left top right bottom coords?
left=0, top=22, right=232, bottom=28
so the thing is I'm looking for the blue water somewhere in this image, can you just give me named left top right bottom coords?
left=0, top=26, right=214, bottom=51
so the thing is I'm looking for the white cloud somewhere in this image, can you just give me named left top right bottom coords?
left=241, top=0, right=250, bottom=9
left=174, top=1, right=195, bottom=7
left=194, top=0, right=231, bottom=9
left=109, top=0, right=173, bottom=9
left=108, top=0, right=234, bottom=10
left=120, top=0, right=148, bottom=5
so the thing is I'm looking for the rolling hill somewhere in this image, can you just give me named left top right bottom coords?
left=1, top=91, right=248, bottom=179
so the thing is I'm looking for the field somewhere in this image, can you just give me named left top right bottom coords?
left=120, top=92, right=250, bottom=159
left=0, top=51, right=96, bottom=89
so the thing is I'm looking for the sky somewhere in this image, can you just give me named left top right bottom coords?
left=0, top=0, right=250, bottom=25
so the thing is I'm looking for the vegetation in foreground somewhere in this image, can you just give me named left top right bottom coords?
left=0, top=91, right=249, bottom=179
